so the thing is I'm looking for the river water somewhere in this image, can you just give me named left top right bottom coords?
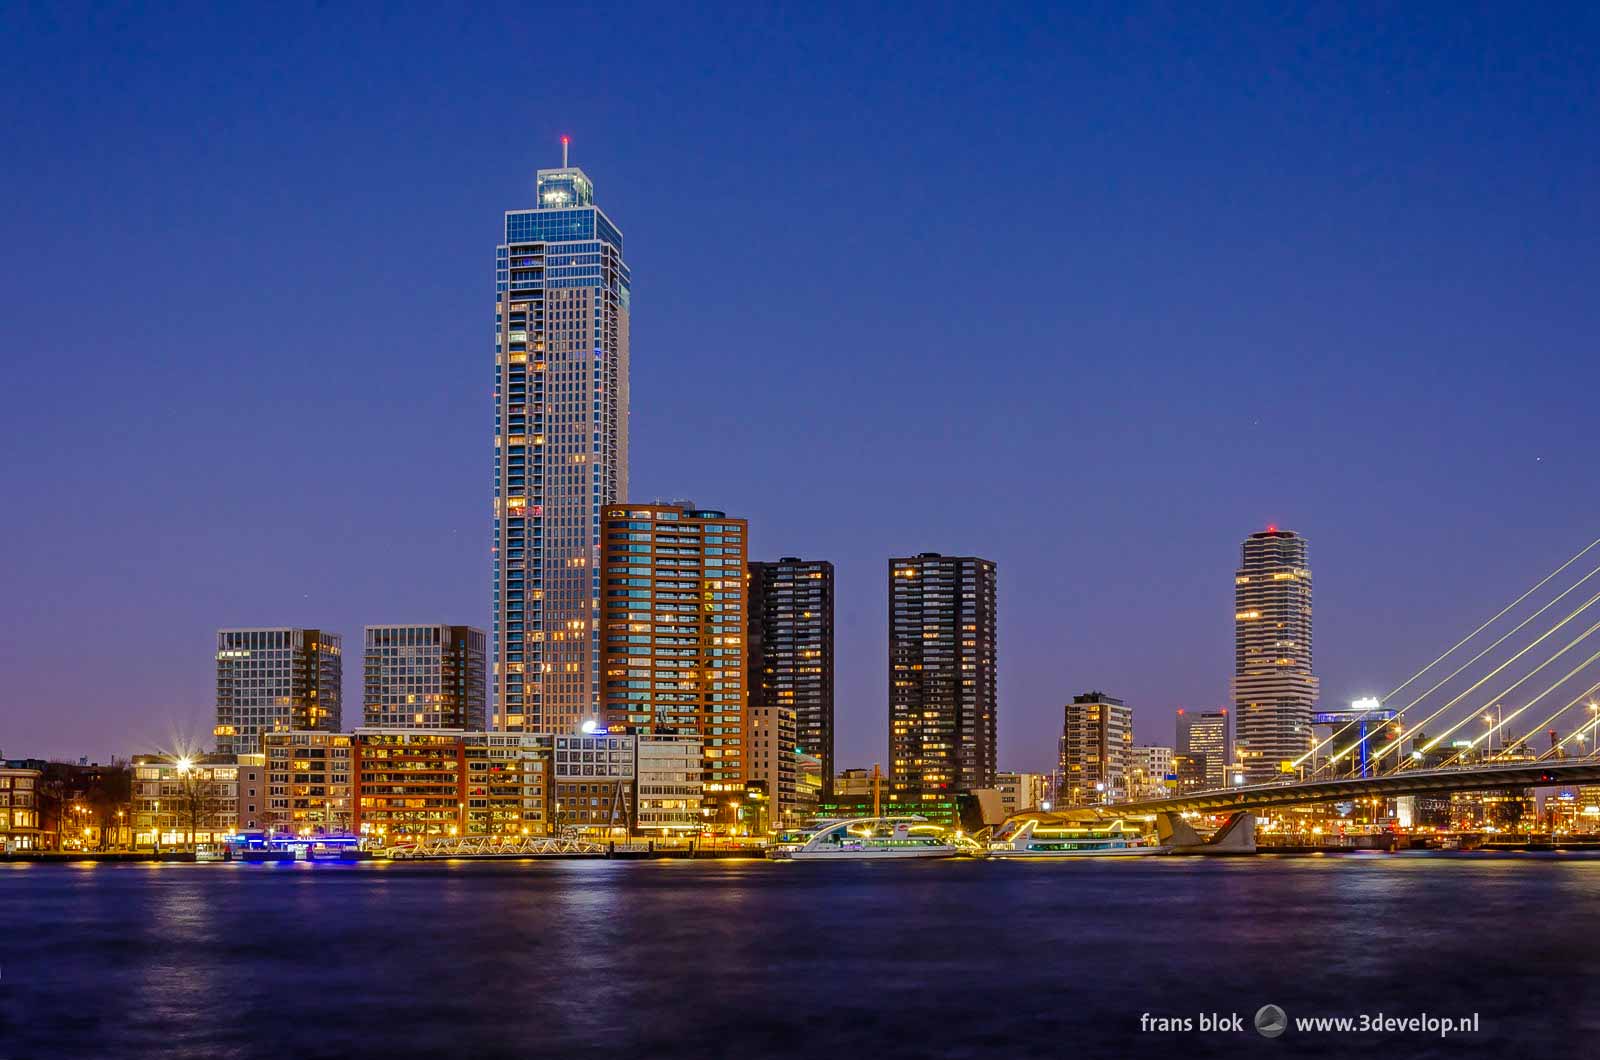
left=3, top=853, right=1598, bottom=1059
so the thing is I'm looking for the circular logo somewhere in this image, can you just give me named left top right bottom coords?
left=1255, top=1004, right=1288, bottom=1039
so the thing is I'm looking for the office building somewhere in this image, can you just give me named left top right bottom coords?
left=748, top=557, right=835, bottom=794
left=214, top=628, right=342, bottom=756
left=363, top=624, right=487, bottom=730
left=1130, top=745, right=1174, bottom=799
left=1172, top=752, right=1206, bottom=794
left=888, top=553, right=998, bottom=799
left=749, top=704, right=798, bottom=827
left=1059, top=692, right=1133, bottom=805
left=553, top=731, right=636, bottom=833
left=1234, top=528, right=1319, bottom=782
left=599, top=503, right=748, bottom=819
left=493, top=147, right=631, bottom=736
left=1176, top=708, right=1232, bottom=789
left=634, top=733, right=703, bottom=834
left=1544, top=787, right=1600, bottom=833
left=793, top=750, right=822, bottom=823
left=1451, top=788, right=1535, bottom=831
left=1545, top=790, right=1585, bottom=833
left=835, top=768, right=877, bottom=798
left=994, top=771, right=1049, bottom=816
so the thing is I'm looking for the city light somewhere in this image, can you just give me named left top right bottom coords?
left=0, top=19, right=1594, bottom=1058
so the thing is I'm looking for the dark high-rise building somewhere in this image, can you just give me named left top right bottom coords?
left=1234, top=527, right=1318, bottom=783
left=1175, top=707, right=1232, bottom=789
left=749, top=557, right=835, bottom=795
left=363, top=624, right=487, bottom=730
left=215, top=628, right=342, bottom=756
left=888, top=553, right=998, bottom=799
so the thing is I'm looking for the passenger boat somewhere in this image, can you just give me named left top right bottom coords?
left=986, top=817, right=1166, bottom=858
left=222, top=831, right=367, bottom=863
left=767, top=816, right=966, bottom=860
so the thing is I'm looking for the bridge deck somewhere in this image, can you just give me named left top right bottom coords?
left=1093, top=760, right=1600, bottom=817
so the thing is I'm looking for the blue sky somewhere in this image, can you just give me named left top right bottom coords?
left=3, top=2, right=1598, bottom=771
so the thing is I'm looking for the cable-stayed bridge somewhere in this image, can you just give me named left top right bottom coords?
left=1107, top=759, right=1600, bottom=817
left=1092, top=536, right=1600, bottom=820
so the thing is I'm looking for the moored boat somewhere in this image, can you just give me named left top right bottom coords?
left=767, top=816, right=967, bottom=860
left=986, top=817, right=1166, bottom=858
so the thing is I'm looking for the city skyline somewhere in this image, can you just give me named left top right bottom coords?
left=9, top=10, right=1600, bottom=1059
left=7, top=8, right=1600, bottom=776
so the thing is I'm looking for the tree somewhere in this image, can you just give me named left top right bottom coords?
left=175, top=763, right=226, bottom=847
left=87, top=763, right=133, bottom=850
left=33, top=765, right=84, bottom=850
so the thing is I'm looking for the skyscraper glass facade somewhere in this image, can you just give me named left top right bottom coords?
left=493, top=161, right=630, bottom=735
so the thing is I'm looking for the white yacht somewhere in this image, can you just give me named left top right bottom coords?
left=767, top=816, right=967, bottom=860
left=987, top=817, right=1166, bottom=858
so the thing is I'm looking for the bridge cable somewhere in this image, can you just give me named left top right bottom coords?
left=1539, top=686, right=1600, bottom=759
left=1343, top=587, right=1600, bottom=773
left=1493, top=675, right=1600, bottom=766
left=1427, top=647, right=1600, bottom=770
left=1298, top=539, right=1600, bottom=772
left=1327, top=580, right=1600, bottom=772
left=1359, top=591, right=1600, bottom=772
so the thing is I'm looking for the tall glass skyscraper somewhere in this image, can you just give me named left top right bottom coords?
left=1234, top=527, right=1318, bottom=783
left=493, top=149, right=630, bottom=734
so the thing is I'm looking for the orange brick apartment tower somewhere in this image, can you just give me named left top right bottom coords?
left=600, top=504, right=748, bottom=822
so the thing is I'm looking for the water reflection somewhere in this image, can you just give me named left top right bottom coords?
left=6, top=856, right=1600, bottom=1057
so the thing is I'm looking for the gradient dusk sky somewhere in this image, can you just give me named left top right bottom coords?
left=3, top=4, right=1599, bottom=771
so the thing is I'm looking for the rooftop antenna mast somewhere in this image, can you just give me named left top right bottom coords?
left=561, top=135, right=569, bottom=168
